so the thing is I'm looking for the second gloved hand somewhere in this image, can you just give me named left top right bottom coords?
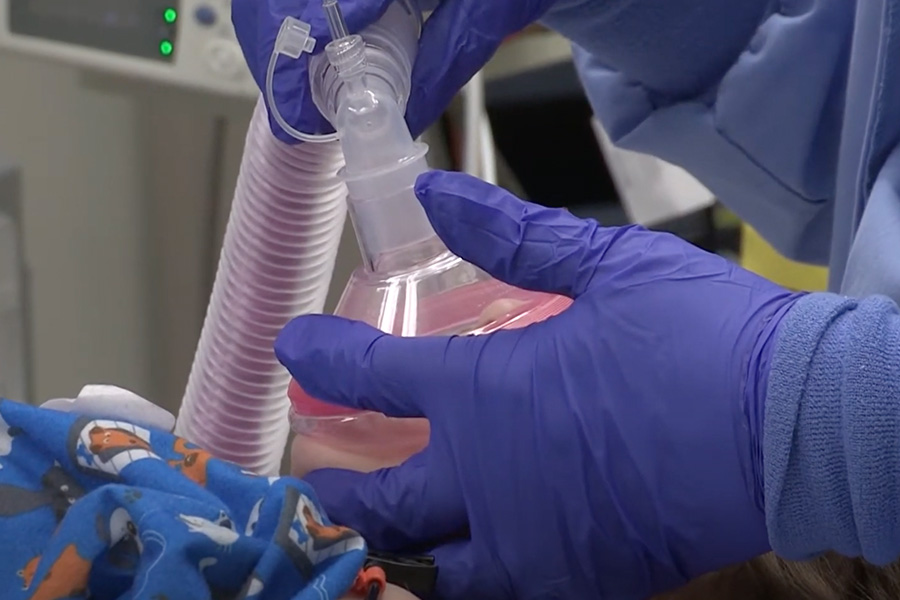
left=232, top=0, right=563, bottom=143
left=276, top=172, right=802, bottom=599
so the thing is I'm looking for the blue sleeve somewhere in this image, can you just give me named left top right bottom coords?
left=841, top=145, right=900, bottom=303
left=542, top=0, right=854, bottom=264
left=764, top=292, right=900, bottom=565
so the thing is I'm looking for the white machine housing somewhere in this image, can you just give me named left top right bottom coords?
left=0, top=0, right=257, bottom=98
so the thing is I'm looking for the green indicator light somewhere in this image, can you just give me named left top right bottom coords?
left=159, top=40, right=174, bottom=56
left=163, top=8, right=178, bottom=23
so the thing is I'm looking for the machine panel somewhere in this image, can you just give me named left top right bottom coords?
left=0, top=0, right=258, bottom=98
left=9, top=0, right=180, bottom=62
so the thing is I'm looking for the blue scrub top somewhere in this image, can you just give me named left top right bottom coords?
left=544, top=0, right=900, bottom=302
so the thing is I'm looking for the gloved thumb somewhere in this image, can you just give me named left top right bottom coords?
left=275, top=314, right=482, bottom=418
left=304, top=450, right=468, bottom=551
left=415, top=170, right=606, bottom=298
left=428, top=540, right=511, bottom=600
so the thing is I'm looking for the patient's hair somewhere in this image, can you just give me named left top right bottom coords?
left=653, top=553, right=900, bottom=600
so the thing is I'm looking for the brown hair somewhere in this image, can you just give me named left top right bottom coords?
left=653, top=553, right=900, bottom=600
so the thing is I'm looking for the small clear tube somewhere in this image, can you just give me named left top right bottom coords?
left=323, top=0, right=350, bottom=40
left=265, top=18, right=340, bottom=144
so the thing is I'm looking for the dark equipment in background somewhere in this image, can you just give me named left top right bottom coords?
left=482, top=59, right=740, bottom=256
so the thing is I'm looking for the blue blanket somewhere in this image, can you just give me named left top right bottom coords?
left=0, top=398, right=367, bottom=600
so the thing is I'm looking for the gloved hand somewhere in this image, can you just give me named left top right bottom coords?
left=275, top=171, right=803, bottom=599
left=232, top=0, right=561, bottom=143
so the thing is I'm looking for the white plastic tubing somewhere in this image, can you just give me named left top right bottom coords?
left=174, top=98, right=347, bottom=476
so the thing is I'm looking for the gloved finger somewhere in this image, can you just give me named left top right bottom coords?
left=304, top=450, right=468, bottom=551
left=429, top=540, right=512, bottom=600
left=275, top=314, right=480, bottom=418
left=231, top=0, right=262, bottom=74
left=415, top=170, right=606, bottom=298
left=406, top=0, right=505, bottom=136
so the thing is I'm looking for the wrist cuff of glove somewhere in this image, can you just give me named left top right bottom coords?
left=746, top=292, right=803, bottom=511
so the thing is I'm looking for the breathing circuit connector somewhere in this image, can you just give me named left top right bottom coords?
left=325, top=35, right=368, bottom=82
left=266, top=0, right=372, bottom=144
left=321, top=0, right=370, bottom=92
left=308, top=0, right=434, bottom=270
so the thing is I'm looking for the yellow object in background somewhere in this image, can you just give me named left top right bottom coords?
left=739, top=224, right=829, bottom=292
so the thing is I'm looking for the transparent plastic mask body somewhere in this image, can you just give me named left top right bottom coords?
left=289, top=0, right=573, bottom=478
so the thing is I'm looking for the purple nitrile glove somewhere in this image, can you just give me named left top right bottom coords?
left=275, top=171, right=803, bottom=599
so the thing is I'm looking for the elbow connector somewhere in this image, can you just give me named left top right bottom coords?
left=266, top=0, right=421, bottom=148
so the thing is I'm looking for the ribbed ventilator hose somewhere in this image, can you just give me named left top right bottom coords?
left=174, top=99, right=347, bottom=476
